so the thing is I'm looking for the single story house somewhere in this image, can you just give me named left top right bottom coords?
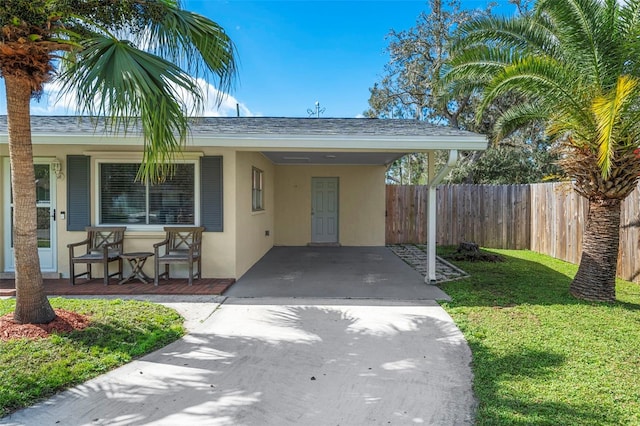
left=0, top=116, right=487, bottom=283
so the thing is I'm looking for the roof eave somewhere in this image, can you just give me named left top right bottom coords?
left=0, top=133, right=488, bottom=151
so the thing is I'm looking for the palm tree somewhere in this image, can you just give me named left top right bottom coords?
left=443, top=0, right=640, bottom=301
left=1, top=0, right=236, bottom=323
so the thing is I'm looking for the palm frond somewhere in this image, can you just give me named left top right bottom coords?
left=139, top=7, right=237, bottom=104
left=57, top=36, right=202, bottom=182
left=492, top=101, right=550, bottom=142
left=446, top=45, right=523, bottom=79
left=546, top=109, right=596, bottom=149
left=444, top=0, right=640, bottom=187
left=479, top=56, right=589, bottom=126
left=592, top=75, right=639, bottom=177
left=617, top=108, right=640, bottom=143
left=535, top=0, right=625, bottom=88
left=618, top=0, right=640, bottom=77
left=51, top=1, right=238, bottom=182
left=618, top=0, right=640, bottom=44
left=535, top=0, right=601, bottom=56
left=452, top=15, right=557, bottom=58
left=618, top=0, right=640, bottom=34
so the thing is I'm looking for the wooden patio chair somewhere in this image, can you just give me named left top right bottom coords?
left=153, top=227, right=204, bottom=286
left=68, top=226, right=126, bottom=285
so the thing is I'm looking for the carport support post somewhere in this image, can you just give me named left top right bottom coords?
left=426, top=150, right=458, bottom=284
left=426, top=152, right=437, bottom=283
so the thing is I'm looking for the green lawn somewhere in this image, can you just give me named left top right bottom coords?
left=0, top=298, right=184, bottom=417
left=439, top=248, right=640, bottom=425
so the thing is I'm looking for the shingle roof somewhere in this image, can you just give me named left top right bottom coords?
left=0, top=116, right=483, bottom=139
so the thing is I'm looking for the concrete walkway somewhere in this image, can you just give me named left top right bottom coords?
left=2, top=296, right=476, bottom=426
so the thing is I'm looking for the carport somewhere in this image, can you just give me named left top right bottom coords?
left=239, top=118, right=487, bottom=282
left=224, top=246, right=451, bottom=299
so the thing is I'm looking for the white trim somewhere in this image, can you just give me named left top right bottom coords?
left=425, top=149, right=459, bottom=282
left=82, top=151, right=204, bottom=159
left=17, top=134, right=488, bottom=152
left=3, top=157, right=58, bottom=272
left=251, top=166, right=265, bottom=212
left=426, top=152, right=438, bottom=283
left=429, top=150, right=459, bottom=188
left=424, top=149, right=458, bottom=283
left=2, top=158, right=10, bottom=271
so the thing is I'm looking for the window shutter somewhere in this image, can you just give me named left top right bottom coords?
left=200, top=156, right=223, bottom=231
left=67, top=155, right=91, bottom=231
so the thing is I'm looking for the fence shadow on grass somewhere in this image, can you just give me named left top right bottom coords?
left=440, top=249, right=640, bottom=424
left=439, top=248, right=640, bottom=310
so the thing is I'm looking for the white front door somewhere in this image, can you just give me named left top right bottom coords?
left=3, top=159, right=57, bottom=272
left=311, top=177, right=339, bottom=244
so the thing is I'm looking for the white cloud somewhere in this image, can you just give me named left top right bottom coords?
left=193, top=78, right=253, bottom=117
left=30, top=77, right=252, bottom=117
left=31, top=80, right=78, bottom=115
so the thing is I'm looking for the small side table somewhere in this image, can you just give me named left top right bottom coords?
left=119, top=252, right=154, bottom=285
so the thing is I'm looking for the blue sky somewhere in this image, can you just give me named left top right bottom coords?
left=0, top=0, right=513, bottom=118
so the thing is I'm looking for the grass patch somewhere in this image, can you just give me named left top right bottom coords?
left=439, top=248, right=640, bottom=425
left=0, top=298, right=184, bottom=417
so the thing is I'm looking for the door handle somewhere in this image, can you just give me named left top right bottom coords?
left=52, top=209, right=56, bottom=221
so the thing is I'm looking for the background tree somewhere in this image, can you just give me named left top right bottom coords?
left=444, top=0, right=640, bottom=301
left=445, top=113, right=562, bottom=184
left=0, top=0, right=236, bottom=323
left=367, top=0, right=562, bottom=184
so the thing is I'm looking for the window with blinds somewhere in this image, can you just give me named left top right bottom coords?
left=99, top=163, right=195, bottom=225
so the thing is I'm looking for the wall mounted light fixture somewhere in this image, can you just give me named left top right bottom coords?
left=51, top=158, right=64, bottom=179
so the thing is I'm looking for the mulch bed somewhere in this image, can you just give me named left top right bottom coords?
left=0, top=309, right=91, bottom=341
left=443, top=241, right=505, bottom=263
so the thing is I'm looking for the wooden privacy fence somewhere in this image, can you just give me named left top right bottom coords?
left=530, top=182, right=640, bottom=283
left=386, top=182, right=640, bottom=283
left=385, top=185, right=428, bottom=245
left=529, top=183, right=587, bottom=265
left=385, top=184, right=530, bottom=248
left=436, top=184, right=531, bottom=249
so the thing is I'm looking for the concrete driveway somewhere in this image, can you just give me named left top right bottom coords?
left=2, top=297, right=476, bottom=426
left=225, top=246, right=451, bottom=300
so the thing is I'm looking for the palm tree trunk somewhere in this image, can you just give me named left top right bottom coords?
left=570, top=198, right=621, bottom=302
left=4, top=74, right=56, bottom=324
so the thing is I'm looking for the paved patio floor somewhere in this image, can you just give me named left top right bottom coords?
left=0, top=278, right=234, bottom=298
left=224, top=246, right=452, bottom=300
